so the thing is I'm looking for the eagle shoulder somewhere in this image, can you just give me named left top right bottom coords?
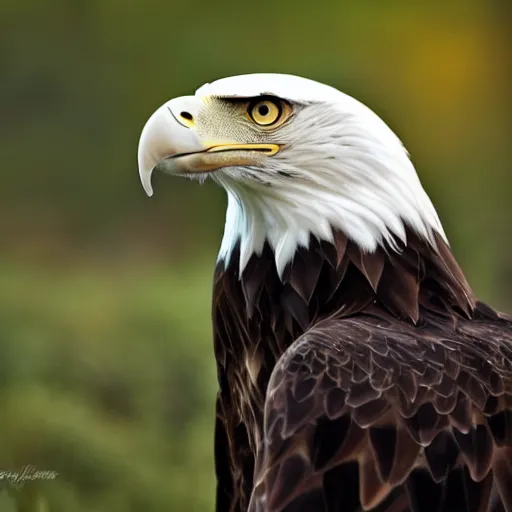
left=251, top=306, right=512, bottom=512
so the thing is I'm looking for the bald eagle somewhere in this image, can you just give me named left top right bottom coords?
left=138, top=74, right=512, bottom=512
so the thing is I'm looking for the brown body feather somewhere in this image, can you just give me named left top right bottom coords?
left=213, top=228, right=512, bottom=512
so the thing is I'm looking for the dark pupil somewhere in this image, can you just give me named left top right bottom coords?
left=258, top=104, right=270, bottom=117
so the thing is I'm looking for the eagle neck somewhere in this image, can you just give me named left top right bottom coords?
left=213, top=228, right=475, bottom=372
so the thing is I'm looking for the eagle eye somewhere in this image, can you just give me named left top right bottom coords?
left=249, top=99, right=282, bottom=126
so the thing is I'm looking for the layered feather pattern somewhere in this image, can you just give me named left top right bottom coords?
left=212, top=230, right=512, bottom=512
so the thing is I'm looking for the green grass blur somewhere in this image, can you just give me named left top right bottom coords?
left=1, top=0, right=511, bottom=510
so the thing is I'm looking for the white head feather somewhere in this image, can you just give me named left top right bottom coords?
left=199, top=74, right=447, bottom=276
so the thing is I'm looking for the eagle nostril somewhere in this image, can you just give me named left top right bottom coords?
left=177, top=110, right=195, bottom=128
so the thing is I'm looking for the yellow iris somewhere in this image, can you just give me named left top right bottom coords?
left=249, top=99, right=281, bottom=126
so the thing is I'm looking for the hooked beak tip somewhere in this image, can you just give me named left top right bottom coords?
left=139, top=167, right=155, bottom=197
left=144, top=184, right=154, bottom=197
left=137, top=95, right=204, bottom=196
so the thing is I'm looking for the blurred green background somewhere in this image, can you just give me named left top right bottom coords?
left=0, top=1, right=510, bottom=510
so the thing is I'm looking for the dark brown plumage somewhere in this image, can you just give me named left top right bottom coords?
left=213, top=229, right=512, bottom=512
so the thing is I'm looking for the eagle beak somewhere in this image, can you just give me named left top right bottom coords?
left=137, top=96, right=207, bottom=196
left=138, top=96, right=281, bottom=196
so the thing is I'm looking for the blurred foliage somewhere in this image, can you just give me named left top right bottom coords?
left=0, top=264, right=216, bottom=511
left=0, top=0, right=510, bottom=510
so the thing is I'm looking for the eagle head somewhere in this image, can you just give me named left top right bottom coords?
left=138, top=74, right=446, bottom=275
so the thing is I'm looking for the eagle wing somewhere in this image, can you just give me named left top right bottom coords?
left=249, top=305, right=512, bottom=512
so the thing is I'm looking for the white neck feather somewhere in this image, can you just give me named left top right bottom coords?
left=216, top=99, right=447, bottom=277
